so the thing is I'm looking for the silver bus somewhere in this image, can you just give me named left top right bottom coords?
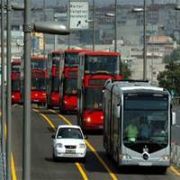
left=103, top=80, right=176, bottom=172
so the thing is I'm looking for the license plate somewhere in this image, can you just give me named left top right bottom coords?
left=33, top=99, right=39, bottom=102
left=66, top=149, right=76, bottom=154
left=139, top=162, right=152, bottom=166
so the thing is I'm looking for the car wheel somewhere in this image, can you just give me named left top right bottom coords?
left=53, top=153, right=58, bottom=162
left=80, top=157, right=86, bottom=163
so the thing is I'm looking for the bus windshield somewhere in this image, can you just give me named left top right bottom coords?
left=84, top=88, right=103, bottom=109
left=123, top=93, right=168, bottom=148
left=64, top=53, right=79, bottom=66
left=31, top=60, right=46, bottom=69
left=52, top=57, right=60, bottom=67
left=85, top=55, right=119, bottom=74
left=12, top=80, right=20, bottom=91
left=52, top=77, right=59, bottom=92
left=64, top=78, right=77, bottom=95
left=32, top=78, right=46, bottom=90
left=12, top=65, right=20, bottom=72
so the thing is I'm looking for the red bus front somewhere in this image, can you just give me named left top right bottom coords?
left=77, top=50, right=123, bottom=130
left=81, top=74, right=122, bottom=130
left=61, top=67, right=78, bottom=112
left=11, top=72, right=22, bottom=104
left=11, top=60, right=22, bottom=104
left=47, top=50, right=64, bottom=108
left=31, top=56, right=48, bottom=106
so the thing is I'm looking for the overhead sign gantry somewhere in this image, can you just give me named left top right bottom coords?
left=69, top=0, right=89, bottom=30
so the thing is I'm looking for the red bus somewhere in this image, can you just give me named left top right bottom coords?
left=77, top=50, right=123, bottom=130
left=31, top=55, right=48, bottom=107
left=11, top=59, right=22, bottom=104
left=47, top=50, right=64, bottom=108
left=60, top=48, right=89, bottom=113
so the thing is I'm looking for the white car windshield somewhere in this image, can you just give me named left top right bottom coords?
left=57, top=128, right=83, bottom=139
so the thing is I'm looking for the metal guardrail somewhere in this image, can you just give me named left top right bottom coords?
left=171, top=143, right=180, bottom=167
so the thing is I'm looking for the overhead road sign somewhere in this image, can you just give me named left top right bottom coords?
left=69, top=0, right=89, bottom=30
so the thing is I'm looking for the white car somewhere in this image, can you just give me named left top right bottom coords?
left=52, top=125, right=87, bottom=162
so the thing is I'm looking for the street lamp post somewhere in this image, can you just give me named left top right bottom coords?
left=6, top=1, right=12, bottom=179
left=143, top=0, right=147, bottom=80
left=23, top=0, right=32, bottom=179
left=1, top=0, right=6, bottom=179
left=132, top=0, right=147, bottom=80
left=114, top=0, right=117, bottom=52
left=6, top=3, right=24, bottom=180
left=54, top=14, right=58, bottom=50
left=92, top=0, right=95, bottom=50
left=105, top=0, right=117, bottom=52
left=23, top=18, right=70, bottom=180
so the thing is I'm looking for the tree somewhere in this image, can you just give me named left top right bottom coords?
left=158, top=60, right=180, bottom=96
left=121, top=62, right=131, bottom=79
left=163, top=47, right=180, bottom=63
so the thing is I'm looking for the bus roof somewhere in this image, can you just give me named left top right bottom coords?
left=79, top=50, right=121, bottom=56
left=64, top=48, right=90, bottom=54
left=11, top=59, right=21, bottom=65
left=51, top=49, right=64, bottom=54
left=31, top=55, right=48, bottom=60
left=119, top=86, right=164, bottom=92
left=105, top=80, right=167, bottom=94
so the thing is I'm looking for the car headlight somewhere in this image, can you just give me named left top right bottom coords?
left=79, top=143, right=86, bottom=148
left=85, top=117, right=91, bottom=123
left=55, top=143, right=63, bottom=148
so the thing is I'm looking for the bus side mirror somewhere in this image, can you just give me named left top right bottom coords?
left=117, top=105, right=121, bottom=118
left=172, top=112, right=176, bottom=125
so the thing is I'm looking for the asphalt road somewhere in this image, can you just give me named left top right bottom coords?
left=12, top=104, right=180, bottom=180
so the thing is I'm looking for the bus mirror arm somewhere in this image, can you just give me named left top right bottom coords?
left=117, top=105, right=121, bottom=118
left=172, top=112, right=176, bottom=125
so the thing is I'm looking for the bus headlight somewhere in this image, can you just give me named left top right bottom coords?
left=84, top=117, right=91, bottom=123
left=42, top=92, right=47, bottom=97
left=100, top=115, right=104, bottom=120
left=121, top=154, right=132, bottom=160
left=161, top=155, right=170, bottom=161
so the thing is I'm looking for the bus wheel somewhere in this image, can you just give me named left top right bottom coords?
left=115, top=148, right=119, bottom=165
left=158, top=167, right=167, bottom=174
